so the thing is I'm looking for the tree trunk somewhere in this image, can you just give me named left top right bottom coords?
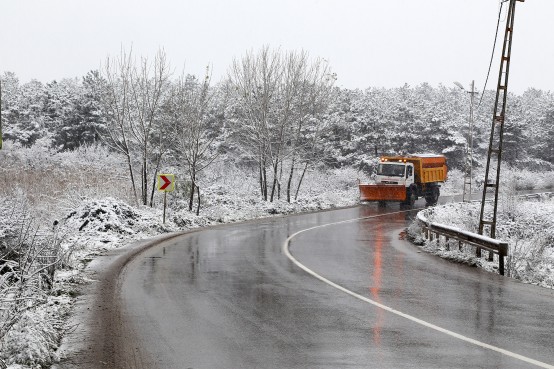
left=259, top=156, right=268, bottom=201
left=149, top=149, right=164, bottom=207
left=294, top=162, right=309, bottom=201
left=262, top=165, right=268, bottom=201
left=149, top=169, right=158, bottom=207
left=277, top=160, right=284, bottom=200
left=189, top=179, right=195, bottom=211
left=195, top=185, right=201, bottom=216
left=125, top=151, right=139, bottom=206
left=270, top=159, right=279, bottom=202
left=259, top=161, right=264, bottom=199
left=286, top=155, right=296, bottom=203
left=142, top=149, right=148, bottom=205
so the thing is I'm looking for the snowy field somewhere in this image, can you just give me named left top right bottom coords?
left=1, top=142, right=553, bottom=367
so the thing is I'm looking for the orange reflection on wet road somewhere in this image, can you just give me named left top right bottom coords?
left=370, top=222, right=384, bottom=345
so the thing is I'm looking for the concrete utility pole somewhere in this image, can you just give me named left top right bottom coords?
left=455, top=80, right=477, bottom=202
left=465, top=80, right=476, bottom=203
left=478, top=0, right=524, bottom=257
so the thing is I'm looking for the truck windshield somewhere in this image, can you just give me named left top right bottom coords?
left=377, top=163, right=405, bottom=177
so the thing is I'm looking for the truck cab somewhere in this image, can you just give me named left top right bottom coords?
left=376, top=159, right=415, bottom=189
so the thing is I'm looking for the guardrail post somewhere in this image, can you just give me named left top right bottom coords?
left=498, top=241, right=508, bottom=276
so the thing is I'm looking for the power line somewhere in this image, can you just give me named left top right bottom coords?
left=476, top=1, right=506, bottom=112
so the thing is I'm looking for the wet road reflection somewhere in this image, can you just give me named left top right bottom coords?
left=116, top=204, right=554, bottom=369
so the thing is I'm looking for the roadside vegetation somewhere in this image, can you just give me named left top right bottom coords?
left=1, top=46, right=554, bottom=367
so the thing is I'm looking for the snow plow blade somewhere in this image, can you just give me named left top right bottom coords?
left=359, top=184, right=406, bottom=202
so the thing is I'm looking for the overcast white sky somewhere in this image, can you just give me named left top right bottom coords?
left=1, top=0, right=553, bottom=93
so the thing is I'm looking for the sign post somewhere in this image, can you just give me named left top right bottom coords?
left=157, top=174, right=175, bottom=224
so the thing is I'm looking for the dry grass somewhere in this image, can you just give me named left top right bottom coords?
left=0, top=142, right=134, bottom=224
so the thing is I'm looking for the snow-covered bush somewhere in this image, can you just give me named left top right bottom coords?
left=499, top=165, right=554, bottom=191
left=1, top=297, right=70, bottom=367
left=0, top=194, right=66, bottom=365
left=440, top=168, right=464, bottom=196
left=58, top=197, right=175, bottom=270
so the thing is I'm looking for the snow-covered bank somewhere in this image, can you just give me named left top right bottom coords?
left=408, top=194, right=554, bottom=289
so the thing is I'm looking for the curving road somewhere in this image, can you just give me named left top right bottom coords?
left=60, top=201, right=554, bottom=369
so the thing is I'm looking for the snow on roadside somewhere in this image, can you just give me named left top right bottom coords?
left=408, top=194, right=554, bottom=289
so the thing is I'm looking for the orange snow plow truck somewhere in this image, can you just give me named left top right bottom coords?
left=359, top=154, right=448, bottom=206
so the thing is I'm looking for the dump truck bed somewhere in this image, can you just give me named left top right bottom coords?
left=382, top=154, right=447, bottom=184
left=359, top=184, right=406, bottom=202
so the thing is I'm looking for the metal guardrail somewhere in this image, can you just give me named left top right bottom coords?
left=415, top=191, right=554, bottom=276
left=416, top=211, right=508, bottom=275
left=517, top=192, right=554, bottom=201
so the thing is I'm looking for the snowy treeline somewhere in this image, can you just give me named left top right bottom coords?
left=3, top=48, right=554, bottom=208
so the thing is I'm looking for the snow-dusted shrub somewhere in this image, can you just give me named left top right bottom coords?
left=0, top=194, right=66, bottom=365
left=64, top=198, right=140, bottom=235
left=500, top=165, right=554, bottom=191
left=58, top=197, right=174, bottom=270
left=496, top=199, right=554, bottom=286
left=1, top=297, right=69, bottom=367
left=535, top=171, right=554, bottom=190
left=417, top=201, right=480, bottom=232
left=502, top=166, right=535, bottom=191
left=292, top=167, right=363, bottom=205
left=440, top=168, right=464, bottom=196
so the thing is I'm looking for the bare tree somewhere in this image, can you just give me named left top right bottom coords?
left=172, top=68, right=220, bottom=214
left=286, top=57, right=336, bottom=201
left=228, top=47, right=335, bottom=202
left=228, top=47, right=282, bottom=201
left=129, top=50, right=171, bottom=206
left=102, top=48, right=138, bottom=204
left=101, top=47, right=172, bottom=206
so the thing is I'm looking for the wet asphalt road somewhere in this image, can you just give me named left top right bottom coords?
left=94, top=201, right=553, bottom=369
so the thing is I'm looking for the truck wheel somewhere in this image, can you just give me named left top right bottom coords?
left=378, top=201, right=387, bottom=208
left=407, top=191, right=416, bottom=206
left=403, top=190, right=416, bottom=207
left=425, top=187, right=440, bottom=206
